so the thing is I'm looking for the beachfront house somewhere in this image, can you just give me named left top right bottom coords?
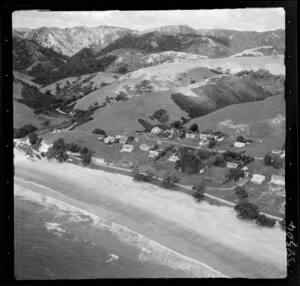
left=120, top=144, right=134, bottom=153
left=148, top=150, right=159, bottom=158
left=271, top=149, right=282, bottom=155
left=251, top=174, right=266, bottom=184
left=39, top=142, right=52, bottom=153
left=140, top=144, right=151, bottom=151
left=234, top=142, right=246, bottom=148
left=92, top=157, right=106, bottom=164
left=151, top=127, right=162, bottom=135
left=270, top=175, right=285, bottom=186
left=280, top=151, right=285, bottom=159
left=226, top=162, right=238, bottom=169
left=168, top=154, right=180, bottom=162
left=104, top=136, right=115, bottom=144
left=185, top=133, right=196, bottom=139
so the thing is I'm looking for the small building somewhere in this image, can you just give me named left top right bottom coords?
left=119, top=135, right=128, bottom=144
left=217, top=137, right=225, bottom=142
left=237, top=177, right=249, bottom=187
left=104, top=136, right=115, bottom=144
left=39, top=142, right=52, bottom=153
left=165, top=128, right=175, bottom=135
left=148, top=150, right=159, bottom=158
left=199, top=133, right=211, bottom=140
left=140, top=144, right=151, bottom=151
left=251, top=174, right=265, bottom=184
left=271, top=149, right=282, bottom=155
left=97, top=135, right=106, bottom=141
left=280, top=151, right=285, bottom=159
left=66, top=151, right=81, bottom=157
left=134, top=137, right=140, bottom=142
left=93, top=157, right=106, bottom=164
left=234, top=142, right=246, bottom=148
left=185, top=133, right=196, bottom=139
left=199, top=139, right=209, bottom=146
left=151, top=127, right=162, bottom=135
left=199, top=168, right=205, bottom=174
left=168, top=154, right=180, bottom=162
left=226, top=162, right=238, bottom=169
left=241, top=166, right=248, bottom=171
left=120, top=144, right=134, bottom=153
left=270, top=175, right=285, bottom=186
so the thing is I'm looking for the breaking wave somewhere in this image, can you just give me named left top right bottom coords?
left=14, top=178, right=228, bottom=278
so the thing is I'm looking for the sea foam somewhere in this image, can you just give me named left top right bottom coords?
left=14, top=180, right=228, bottom=278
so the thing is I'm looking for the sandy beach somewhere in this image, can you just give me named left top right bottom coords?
left=14, top=150, right=287, bottom=278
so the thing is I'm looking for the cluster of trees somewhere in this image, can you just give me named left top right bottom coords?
left=161, top=174, right=180, bottom=189
left=189, top=123, right=199, bottom=133
left=135, top=80, right=154, bottom=94
left=149, top=109, right=169, bottom=123
left=236, top=135, right=253, bottom=144
left=192, top=181, right=206, bottom=202
left=154, top=145, right=175, bottom=162
left=138, top=118, right=153, bottom=132
left=14, top=124, right=37, bottom=139
left=72, top=109, right=94, bottom=126
left=28, top=132, right=42, bottom=147
left=115, top=91, right=128, bottom=102
left=234, top=202, right=276, bottom=227
left=16, top=84, right=63, bottom=115
left=133, top=169, right=155, bottom=183
left=92, top=128, right=107, bottom=136
left=225, top=167, right=245, bottom=182
left=264, top=153, right=284, bottom=169
left=46, top=138, right=93, bottom=165
left=175, top=147, right=204, bottom=174
left=235, top=186, right=248, bottom=200
left=222, top=150, right=254, bottom=166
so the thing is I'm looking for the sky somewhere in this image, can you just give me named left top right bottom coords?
left=12, top=8, right=285, bottom=32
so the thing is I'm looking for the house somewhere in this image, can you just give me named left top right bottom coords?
left=251, top=174, right=266, bottom=184
left=97, top=135, right=106, bottom=141
left=165, top=128, right=175, bottom=135
left=140, top=144, right=151, bottom=151
left=66, top=151, right=81, bottom=157
left=226, top=162, right=238, bottom=169
left=93, top=157, right=106, bottom=164
left=241, top=166, right=248, bottom=171
left=270, top=175, right=285, bottom=186
left=39, top=142, right=52, bottom=153
left=185, top=133, right=196, bottom=139
left=118, top=135, right=128, bottom=144
left=234, top=142, right=246, bottom=148
left=199, top=133, right=211, bottom=140
left=168, top=154, right=180, bottom=162
left=104, top=136, right=115, bottom=144
left=148, top=150, right=159, bottom=158
left=280, top=151, right=285, bottom=159
left=199, top=168, right=205, bottom=174
left=271, top=149, right=282, bottom=155
left=151, top=127, right=162, bottom=135
left=237, top=177, right=249, bottom=187
left=120, top=144, right=134, bottom=153
left=217, top=137, right=225, bottom=142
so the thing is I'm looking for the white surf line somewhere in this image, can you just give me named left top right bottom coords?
left=14, top=180, right=229, bottom=278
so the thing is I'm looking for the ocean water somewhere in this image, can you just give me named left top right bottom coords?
left=14, top=183, right=227, bottom=279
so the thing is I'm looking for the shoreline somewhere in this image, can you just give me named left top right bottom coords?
left=14, top=150, right=287, bottom=278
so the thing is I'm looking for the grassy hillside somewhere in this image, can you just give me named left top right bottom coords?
left=13, top=101, right=42, bottom=128
left=75, top=90, right=190, bottom=135
left=73, top=64, right=217, bottom=110
left=186, top=94, right=285, bottom=139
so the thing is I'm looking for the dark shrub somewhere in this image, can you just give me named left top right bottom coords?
left=161, top=174, right=179, bottom=189
left=92, top=128, right=107, bottom=135
left=226, top=168, right=245, bottom=182
left=256, top=214, right=276, bottom=227
left=264, top=153, right=273, bottom=165
left=234, top=202, right=259, bottom=220
left=190, top=123, right=199, bottom=133
left=192, top=182, right=206, bottom=202
left=272, top=155, right=284, bottom=169
left=235, top=186, right=248, bottom=199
